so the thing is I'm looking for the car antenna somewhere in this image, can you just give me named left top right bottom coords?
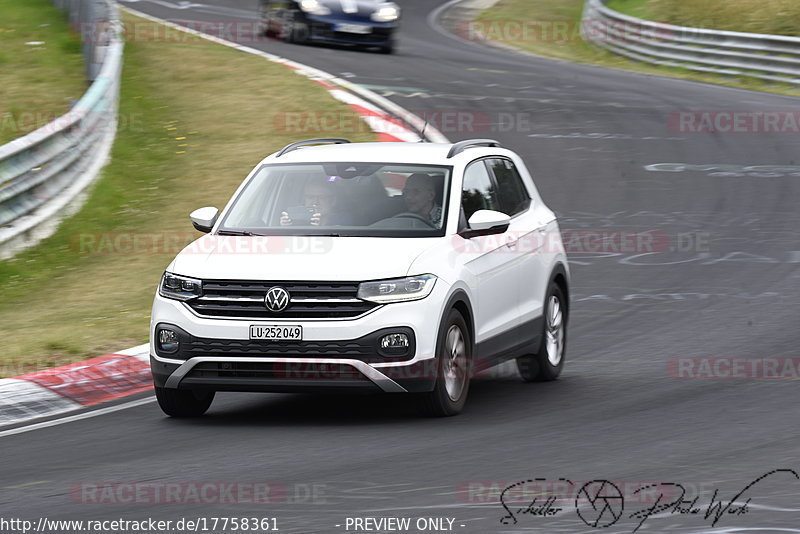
left=418, top=119, right=429, bottom=142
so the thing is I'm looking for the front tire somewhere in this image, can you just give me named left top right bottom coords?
left=418, top=310, right=471, bottom=417
left=516, top=283, right=567, bottom=382
left=155, top=387, right=215, bottom=417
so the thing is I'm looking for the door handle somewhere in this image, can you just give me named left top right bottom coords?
left=528, top=226, right=547, bottom=251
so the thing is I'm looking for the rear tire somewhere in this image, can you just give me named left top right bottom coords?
left=260, top=3, right=271, bottom=36
left=281, top=12, right=295, bottom=43
left=516, top=283, right=567, bottom=382
left=282, top=13, right=309, bottom=44
left=155, top=387, right=215, bottom=417
left=417, top=310, right=471, bottom=417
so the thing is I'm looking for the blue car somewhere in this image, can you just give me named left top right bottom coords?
left=260, top=0, right=400, bottom=54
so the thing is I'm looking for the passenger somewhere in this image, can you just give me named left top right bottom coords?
left=402, top=173, right=442, bottom=225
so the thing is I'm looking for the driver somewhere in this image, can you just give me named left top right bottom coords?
left=280, top=178, right=347, bottom=226
left=402, top=173, right=442, bottom=226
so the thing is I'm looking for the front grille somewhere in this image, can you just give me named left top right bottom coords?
left=311, top=22, right=391, bottom=43
left=187, top=280, right=378, bottom=319
left=155, top=326, right=415, bottom=363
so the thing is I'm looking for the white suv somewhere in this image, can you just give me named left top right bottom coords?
left=150, top=139, right=570, bottom=417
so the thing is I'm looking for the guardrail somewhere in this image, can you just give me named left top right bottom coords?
left=581, top=0, right=800, bottom=86
left=0, top=0, right=123, bottom=259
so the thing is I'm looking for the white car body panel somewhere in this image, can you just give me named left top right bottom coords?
left=151, top=141, right=570, bottom=398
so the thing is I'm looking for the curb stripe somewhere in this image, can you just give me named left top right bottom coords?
left=0, top=379, right=82, bottom=427
left=19, top=354, right=153, bottom=406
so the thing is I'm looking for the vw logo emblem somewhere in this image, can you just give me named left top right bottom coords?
left=264, top=287, right=290, bottom=312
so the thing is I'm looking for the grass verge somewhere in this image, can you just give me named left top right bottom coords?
left=607, top=0, right=800, bottom=36
left=0, top=11, right=375, bottom=376
left=0, top=0, right=86, bottom=145
left=475, top=0, right=800, bottom=97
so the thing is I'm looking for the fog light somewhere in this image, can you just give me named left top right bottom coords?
left=381, top=333, right=409, bottom=349
left=158, top=328, right=180, bottom=354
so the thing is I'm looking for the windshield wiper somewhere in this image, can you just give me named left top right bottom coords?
left=216, top=230, right=258, bottom=236
left=217, top=230, right=343, bottom=237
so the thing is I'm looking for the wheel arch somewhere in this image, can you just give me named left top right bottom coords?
left=548, top=262, right=570, bottom=317
left=440, top=289, right=475, bottom=350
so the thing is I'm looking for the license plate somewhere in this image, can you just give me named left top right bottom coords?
left=335, top=23, right=371, bottom=34
left=249, top=325, right=302, bottom=341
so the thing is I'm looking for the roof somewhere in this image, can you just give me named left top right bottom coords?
left=260, top=141, right=513, bottom=165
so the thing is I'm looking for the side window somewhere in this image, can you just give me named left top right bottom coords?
left=461, top=161, right=498, bottom=220
left=487, top=158, right=531, bottom=216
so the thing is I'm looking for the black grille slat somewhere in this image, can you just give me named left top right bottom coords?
left=191, top=304, right=372, bottom=314
left=189, top=306, right=374, bottom=319
left=188, top=280, right=377, bottom=319
left=186, top=339, right=372, bottom=359
left=202, top=282, right=357, bottom=293
left=174, top=329, right=414, bottom=365
left=187, top=362, right=369, bottom=381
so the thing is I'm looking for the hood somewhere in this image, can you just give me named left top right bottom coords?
left=170, top=235, right=436, bottom=281
left=316, top=0, right=392, bottom=20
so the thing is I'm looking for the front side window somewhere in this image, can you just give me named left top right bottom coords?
left=218, top=162, right=451, bottom=237
left=487, top=158, right=531, bottom=216
left=461, top=161, right=498, bottom=220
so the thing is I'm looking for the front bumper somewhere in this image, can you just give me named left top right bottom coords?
left=304, top=14, right=396, bottom=46
left=151, top=355, right=439, bottom=393
left=150, top=280, right=450, bottom=394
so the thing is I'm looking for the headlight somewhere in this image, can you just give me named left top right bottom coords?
left=371, top=4, right=399, bottom=22
left=299, top=0, right=331, bottom=15
left=357, top=274, right=436, bottom=303
left=159, top=272, right=202, bottom=301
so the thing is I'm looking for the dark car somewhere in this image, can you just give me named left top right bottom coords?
left=260, top=0, right=400, bottom=54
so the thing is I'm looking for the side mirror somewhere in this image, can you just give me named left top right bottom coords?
left=190, top=207, right=219, bottom=233
left=459, top=209, right=510, bottom=239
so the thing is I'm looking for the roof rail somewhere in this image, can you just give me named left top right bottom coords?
left=276, top=138, right=351, bottom=158
left=446, top=139, right=502, bottom=158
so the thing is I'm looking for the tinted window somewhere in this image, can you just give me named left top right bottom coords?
left=487, top=158, right=530, bottom=216
left=461, top=161, right=498, bottom=219
left=218, top=162, right=451, bottom=237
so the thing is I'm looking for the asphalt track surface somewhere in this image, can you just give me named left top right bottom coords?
left=3, top=1, right=800, bottom=532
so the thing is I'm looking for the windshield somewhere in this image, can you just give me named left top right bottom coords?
left=218, top=162, right=452, bottom=237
